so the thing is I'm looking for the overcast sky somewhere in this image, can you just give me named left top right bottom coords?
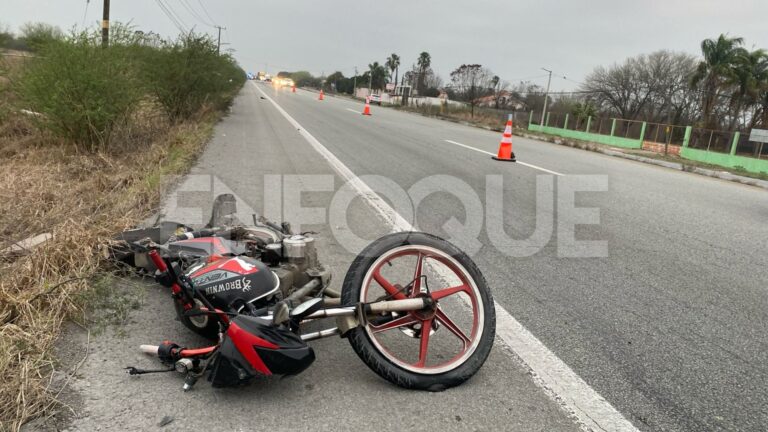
left=4, top=0, right=768, bottom=92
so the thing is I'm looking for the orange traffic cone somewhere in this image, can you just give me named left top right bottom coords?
left=492, top=115, right=516, bottom=162
left=292, top=84, right=296, bottom=93
left=362, top=97, right=371, bottom=115
left=318, top=90, right=324, bottom=101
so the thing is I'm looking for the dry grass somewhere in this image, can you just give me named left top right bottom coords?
left=0, top=103, right=218, bottom=431
left=392, top=103, right=513, bottom=132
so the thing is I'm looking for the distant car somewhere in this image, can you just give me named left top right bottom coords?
left=369, top=94, right=382, bottom=105
left=281, top=78, right=295, bottom=88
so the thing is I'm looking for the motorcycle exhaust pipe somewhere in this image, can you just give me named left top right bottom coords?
left=285, top=279, right=321, bottom=303
left=368, top=298, right=428, bottom=313
left=304, top=298, right=428, bottom=320
left=322, top=296, right=341, bottom=306
left=300, top=327, right=340, bottom=341
left=323, top=287, right=341, bottom=298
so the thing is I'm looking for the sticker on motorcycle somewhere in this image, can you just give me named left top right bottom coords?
left=204, top=277, right=252, bottom=295
left=192, top=269, right=239, bottom=286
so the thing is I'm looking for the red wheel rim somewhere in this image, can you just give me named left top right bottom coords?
left=360, top=245, right=485, bottom=374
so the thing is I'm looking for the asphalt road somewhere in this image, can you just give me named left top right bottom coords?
left=56, top=83, right=580, bottom=432
left=58, top=82, right=767, bottom=432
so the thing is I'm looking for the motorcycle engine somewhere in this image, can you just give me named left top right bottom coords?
left=264, top=234, right=328, bottom=300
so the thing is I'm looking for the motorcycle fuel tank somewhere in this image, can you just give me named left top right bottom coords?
left=187, top=256, right=279, bottom=309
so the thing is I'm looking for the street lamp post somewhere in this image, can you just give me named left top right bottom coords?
left=540, top=68, right=552, bottom=126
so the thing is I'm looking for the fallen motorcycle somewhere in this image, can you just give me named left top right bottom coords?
left=115, top=195, right=495, bottom=392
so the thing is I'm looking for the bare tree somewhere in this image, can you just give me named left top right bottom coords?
left=450, top=64, right=493, bottom=117
left=509, top=81, right=548, bottom=114
left=582, top=50, right=699, bottom=124
left=582, top=56, right=656, bottom=120
left=640, top=50, right=700, bottom=124
left=425, top=70, right=443, bottom=90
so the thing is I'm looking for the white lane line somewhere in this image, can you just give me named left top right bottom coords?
left=445, top=138, right=494, bottom=156
left=345, top=108, right=360, bottom=114
left=255, top=83, right=639, bottom=432
left=444, top=139, right=565, bottom=176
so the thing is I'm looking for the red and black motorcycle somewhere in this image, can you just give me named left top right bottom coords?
left=117, top=195, right=495, bottom=392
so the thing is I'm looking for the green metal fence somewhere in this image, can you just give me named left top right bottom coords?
left=527, top=112, right=645, bottom=149
left=526, top=110, right=768, bottom=174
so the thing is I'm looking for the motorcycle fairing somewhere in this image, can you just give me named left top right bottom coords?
left=208, top=315, right=315, bottom=387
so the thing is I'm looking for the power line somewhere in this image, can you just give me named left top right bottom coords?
left=159, top=0, right=188, bottom=32
left=196, top=0, right=218, bottom=25
left=82, top=0, right=91, bottom=27
left=155, top=0, right=187, bottom=33
left=506, top=74, right=551, bottom=82
left=179, top=0, right=215, bottom=27
left=164, top=0, right=190, bottom=31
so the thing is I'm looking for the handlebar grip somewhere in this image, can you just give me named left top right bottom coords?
left=140, top=345, right=159, bottom=356
left=148, top=250, right=168, bottom=272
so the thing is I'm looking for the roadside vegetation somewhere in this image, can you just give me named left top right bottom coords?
left=285, top=33, right=768, bottom=135
left=0, top=22, right=244, bottom=431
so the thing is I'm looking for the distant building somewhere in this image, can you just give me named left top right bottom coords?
left=475, top=91, right=526, bottom=110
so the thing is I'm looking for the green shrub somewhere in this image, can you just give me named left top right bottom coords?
left=289, top=70, right=321, bottom=88
left=12, top=24, right=244, bottom=151
left=19, top=22, right=63, bottom=51
left=15, top=34, right=143, bottom=151
left=141, top=33, right=244, bottom=122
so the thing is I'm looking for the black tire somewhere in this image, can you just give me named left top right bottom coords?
left=341, top=232, right=495, bottom=391
left=174, top=300, right=219, bottom=340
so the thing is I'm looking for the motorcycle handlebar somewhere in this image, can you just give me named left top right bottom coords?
left=140, top=344, right=159, bottom=355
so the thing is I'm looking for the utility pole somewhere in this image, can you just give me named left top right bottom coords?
left=540, top=68, right=552, bottom=126
left=353, top=66, right=358, bottom=97
left=368, top=64, right=373, bottom=96
left=101, top=0, right=110, bottom=47
left=214, top=25, right=226, bottom=54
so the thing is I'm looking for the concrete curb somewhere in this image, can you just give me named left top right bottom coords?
left=518, top=132, right=768, bottom=191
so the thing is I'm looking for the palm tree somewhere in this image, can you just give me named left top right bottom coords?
left=729, top=49, right=768, bottom=130
left=691, top=34, right=744, bottom=129
left=385, top=53, right=401, bottom=89
left=367, top=62, right=388, bottom=90
left=759, top=90, right=768, bottom=129
left=416, top=51, right=431, bottom=93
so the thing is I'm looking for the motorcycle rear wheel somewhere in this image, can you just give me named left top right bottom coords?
left=341, top=232, right=495, bottom=391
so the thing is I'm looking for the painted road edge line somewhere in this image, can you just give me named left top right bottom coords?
left=444, top=139, right=565, bottom=176
left=255, top=82, right=638, bottom=432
